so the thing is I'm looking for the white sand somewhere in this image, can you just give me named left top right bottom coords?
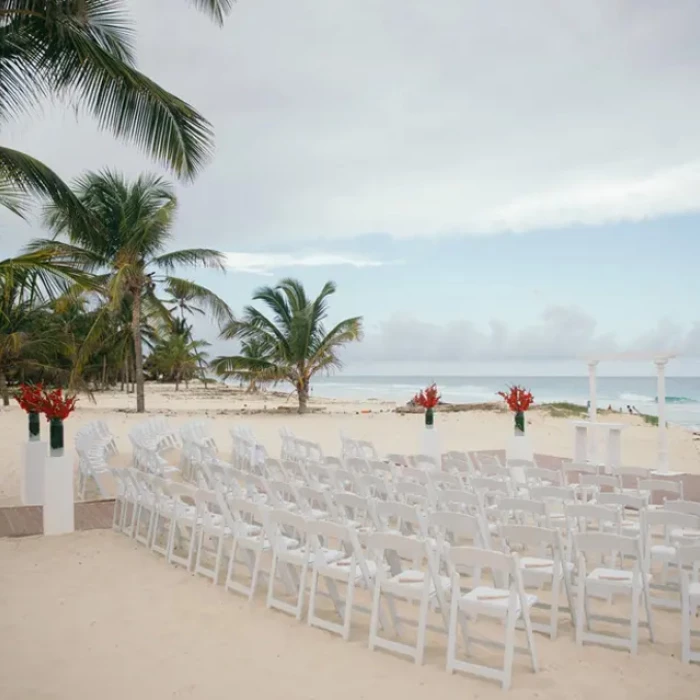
left=1, top=530, right=698, bottom=699
left=2, top=382, right=699, bottom=505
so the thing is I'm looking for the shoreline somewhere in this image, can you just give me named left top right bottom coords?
left=2, top=381, right=700, bottom=507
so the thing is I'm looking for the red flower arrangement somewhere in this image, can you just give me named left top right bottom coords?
left=40, top=388, right=78, bottom=421
left=414, top=383, right=441, bottom=409
left=497, top=385, right=534, bottom=412
left=14, top=383, right=45, bottom=413
left=413, top=383, right=440, bottom=427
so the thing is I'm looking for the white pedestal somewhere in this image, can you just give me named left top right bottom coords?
left=573, top=423, right=589, bottom=462
left=506, top=434, right=534, bottom=463
left=43, top=453, right=75, bottom=536
left=22, top=440, right=46, bottom=505
left=421, top=427, right=441, bottom=467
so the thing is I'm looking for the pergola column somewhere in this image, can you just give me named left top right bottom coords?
left=655, top=358, right=668, bottom=472
left=587, top=360, right=599, bottom=463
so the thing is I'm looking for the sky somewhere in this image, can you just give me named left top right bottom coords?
left=1, top=0, right=700, bottom=376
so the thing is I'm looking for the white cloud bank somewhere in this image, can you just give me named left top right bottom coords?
left=344, top=307, right=700, bottom=363
left=4, top=1, right=700, bottom=247
left=224, top=252, right=398, bottom=275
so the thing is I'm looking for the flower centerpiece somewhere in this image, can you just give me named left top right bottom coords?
left=40, top=388, right=77, bottom=457
left=497, top=385, right=534, bottom=436
left=14, top=383, right=45, bottom=441
left=413, top=383, right=440, bottom=428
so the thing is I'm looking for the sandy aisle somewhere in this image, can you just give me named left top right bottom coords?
left=0, top=530, right=697, bottom=700
left=1, top=383, right=699, bottom=504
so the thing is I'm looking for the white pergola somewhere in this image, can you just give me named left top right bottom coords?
left=585, top=352, right=676, bottom=472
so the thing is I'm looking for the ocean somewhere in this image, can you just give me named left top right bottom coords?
left=308, top=375, right=700, bottom=431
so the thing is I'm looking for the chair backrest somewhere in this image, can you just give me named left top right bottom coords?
left=385, top=453, right=409, bottom=467
left=429, top=510, right=485, bottom=547
left=226, top=495, right=267, bottom=536
left=565, top=503, right=622, bottom=534
left=399, top=466, right=430, bottom=485
left=394, top=481, right=431, bottom=508
left=409, top=453, right=438, bottom=469
left=304, top=462, right=335, bottom=490
left=676, top=544, right=700, bottom=574
left=664, top=500, right=700, bottom=518
left=305, top=519, right=364, bottom=570
left=367, top=531, right=429, bottom=573
left=345, top=457, right=371, bottom=475
left=428, top=470, right=462, bottom=491
left=498, top=497, right=547, bottom=526
left=595, top=491, right=648, bottom=513
left=643, top=509, right=700, bottom=553
left=500, top=523, right=561, bottom=555
left=369, top=460, right=395, bottom=478
left=470, top=476, right=510, bottom=495
left=266, top=480, right=301, bottom=510
left=530, top=485, right=577, bottom=504
left=298, top=486, right=336, bottom=518
left=372, top=500, right=426, bottom=537
left=639, top=478, right=683, bottom=501
left=574, top=531, right=640, bottom=560
left=357, top=474, right=392, bottom=500
left=266, top=508, right=309, bottom=549
left=436, top=489, right=482, bottom=515
left=331, top=468, right=358, bottom=493
left=579, top=474, right=621, bottom=492
left=447, top=545, right=513, bottom=578
left=561, top=461, right=599, bottom=485
left=333, top=492, right=373, bottom=527
left=523, top=466, right=562, bottom=487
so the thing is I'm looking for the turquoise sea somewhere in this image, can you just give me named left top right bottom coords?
left=309, top=375, right=700, bottom=431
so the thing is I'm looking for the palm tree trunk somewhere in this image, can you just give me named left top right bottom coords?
left=101, top=356, right=107, bottom=390
left=132, top=291, right=146, bottom=412
left=297, top=377, right=310, bottom=414
left=0, top=370, right=9, bottom=407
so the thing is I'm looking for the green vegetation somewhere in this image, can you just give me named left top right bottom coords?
left=213, top=279, right=363, bottom=413
left=0, top=0, right=232, bottom=222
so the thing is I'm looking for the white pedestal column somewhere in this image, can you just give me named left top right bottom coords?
left=656, top=359, right=668, bottom=472
left=587, top=361, right=599, bottom=462
left=573, top=423, right=589, bottom=462
left=43, top=453, right=75, bottom=536
left=22, top=440, right=46, bottom=505
left=421, top=427, right=441, bottom=468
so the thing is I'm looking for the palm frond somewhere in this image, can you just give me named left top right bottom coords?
left=186, top=0, right=235, bottom=25
left=161, top=275, right=232, bottom=326
left=152, top=248, right=226, bottom=272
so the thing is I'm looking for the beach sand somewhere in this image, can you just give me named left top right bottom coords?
left=2, top=382, right=700, bottom=505
left=1, top=529, right=699, bottom=699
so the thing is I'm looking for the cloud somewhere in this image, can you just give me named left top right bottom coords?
left=224, top=252, right=399, bottom=275
left=343, top=306, right=697, bottom=362
left=3, top=1, right=700, bottom=246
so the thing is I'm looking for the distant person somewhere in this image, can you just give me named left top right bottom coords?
left=627, top=405, right=634, bottom=414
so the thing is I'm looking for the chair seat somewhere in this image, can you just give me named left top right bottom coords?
left=650, top=543, right=677, bottom=560
left=588, top=568, right=651, bottom=586
left=460, top=586, right=537, bottom=615
left=520, top=556, right=574, bottom=577
left=671, top=527, right=700, bottom=541
left=383, top=569, right=450, bottom=598
left=688, top=581, right=700, bottom=600
left=322, top=558, right=380, bottom=583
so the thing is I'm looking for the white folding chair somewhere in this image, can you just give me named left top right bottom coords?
left=642, top=509, right=700, bottom=610
left=638, top=478, right=684, bottom=506
left=367, top=532, right=449, bottom=665
left=678, top=544, right=700, bottom=664
left=166, top=482, right=199, bottom=571
left=446, top=546, right=538, bottom=690
left=193, top=489, right=232, bottom=584
left=498, top=497, right=548, bottom=528
left=333, top=492, right=375, bottom=538
left=266, top=510, right=344, bottom=619
left=306, top=520, right=378, bottom=640
left=224, top=497, right=275, bottom=600
left=665, top=500, right=700, bottom=518
left=595, top=492, right=648, bottom=537
left=500, top=524, right=574, bottom=639
left=574, top=532, right=654, bottom=653
left=394, top=481, right=432, bottom=509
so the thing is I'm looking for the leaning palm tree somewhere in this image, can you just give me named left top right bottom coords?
left=211, top=336, right=278, bottom=393
left=32, top=170, right=232, bottom=412
left=0, top=0, right=232, bottom=220
left=214, top=279, right=363, bottom=413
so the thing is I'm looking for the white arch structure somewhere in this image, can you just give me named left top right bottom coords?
left=586, top=353, right=676, bottom=472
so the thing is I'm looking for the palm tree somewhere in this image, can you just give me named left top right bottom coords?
left=0, top=0, right=232, bottom=220
left=211, top=336, right=277, bottom=393
left=33, top=169, right=232, bottom=412
left=214, top=278, right=363, bottom=413
left=150, top=333, right=210, bottom=391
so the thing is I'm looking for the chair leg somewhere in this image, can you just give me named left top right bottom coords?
left=368, top=582, right=381, bottom=651
left=249, top=550, right=263, bottom=601
left=575, top=578, right=586, bottom=646
left=343, top=579, right=355, bottom=641
left=550, top=574, right=560, bottom=640
left=502, top=609, right=517, bottom=691
left=307, top=566, right=319, bottom=627
left=415, top=592, right=429, bottom=665
left=446, top=587, right=460, bottom=673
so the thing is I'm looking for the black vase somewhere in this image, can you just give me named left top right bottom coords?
left=50, top=418, right=64, bottom=456
left=514, top=410, right=525, bottom=435
left=28, top=412, right=40, bottom=441
left=425, top=407, right=434, bottom=427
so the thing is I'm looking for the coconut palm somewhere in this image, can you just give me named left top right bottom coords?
left=150, top=333, right=210, bottom=391
left=0, top=0, right=232, bottom=220
left=32, top=169, right=232, bottom=412
left=214, top=278, right=363, bottom=413
left=211, top=336, right=278, bottom=393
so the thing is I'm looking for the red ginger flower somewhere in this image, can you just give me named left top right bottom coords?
left=40, top=387, right=78, bottom=421
left=414, top=383, right=440, bottom=409
left=14, top=383, right=45, bottom=413
left=497, top=385, right=534, bottom=412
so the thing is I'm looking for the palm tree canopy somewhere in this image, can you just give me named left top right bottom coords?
left=216, top=278, right=363, bottom=399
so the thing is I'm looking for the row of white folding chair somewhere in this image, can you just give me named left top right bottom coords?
left=340, top=432, right=379, bottom=461
left=75, top=422, right=116, bottom=499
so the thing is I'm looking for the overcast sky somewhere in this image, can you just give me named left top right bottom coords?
left=2, top=1, right=699, bottom=374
